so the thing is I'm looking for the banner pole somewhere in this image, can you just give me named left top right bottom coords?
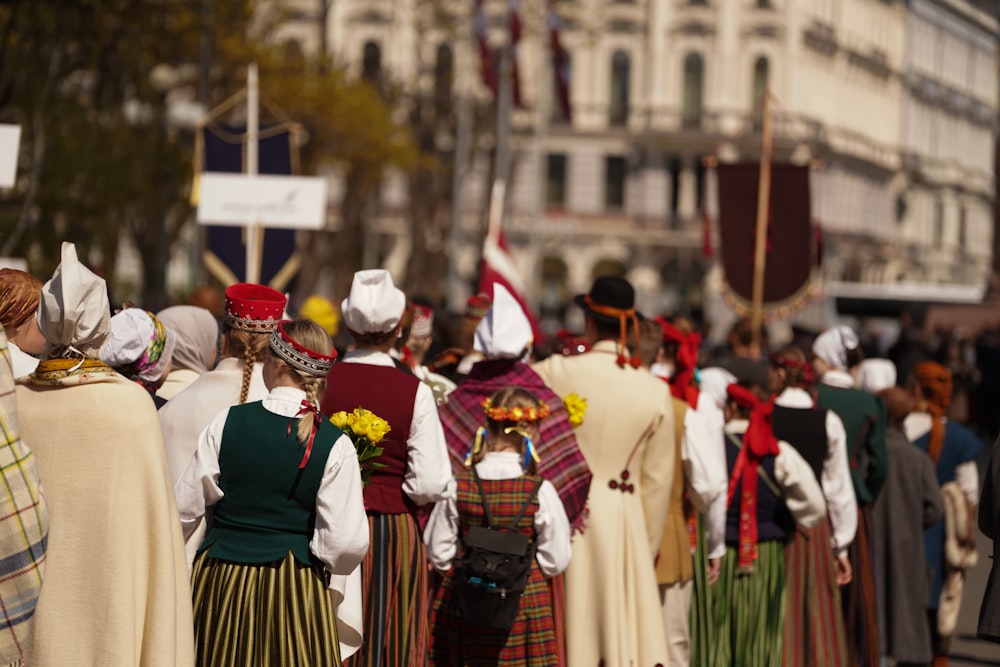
left=245, top=63, right=261, bottom=284
left=750, top=87, right=773, bottom=351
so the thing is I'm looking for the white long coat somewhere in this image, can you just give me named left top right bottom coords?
left=534, top=339, right=675, bottom=667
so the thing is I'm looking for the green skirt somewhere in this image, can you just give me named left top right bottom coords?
left=192, top=550, right=341, bottom=667
left=710, top=541, right=786, bottom=667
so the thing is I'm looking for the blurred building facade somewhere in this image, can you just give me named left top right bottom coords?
left=275, top=0, right=998, bottom=333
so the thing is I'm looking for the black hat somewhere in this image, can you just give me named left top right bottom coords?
left=574, top=276, right=643, bottom=367
left=574, top=276, right=639, bottom=324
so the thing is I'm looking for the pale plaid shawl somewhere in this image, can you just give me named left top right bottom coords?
left=438, top=359, right=592, bottom=533
left=0, top=329, right=47, bottom=666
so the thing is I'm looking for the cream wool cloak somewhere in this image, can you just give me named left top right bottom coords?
left=534, top=340, right=676, bottom=667
left=16, top=371, right=194, bottom=667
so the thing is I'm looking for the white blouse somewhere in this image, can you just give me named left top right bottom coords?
left=723, top=420, right=827, bottom=529
left=425, top=451, right=572, bottom=578
left=174, top=386, right=370, bottom=575
left=774, top=387, right=858, bottom=557
left=684, top=401, right=729, bottom=560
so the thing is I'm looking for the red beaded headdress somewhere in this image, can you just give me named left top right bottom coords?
left=224, top=283, right=286, bottom=333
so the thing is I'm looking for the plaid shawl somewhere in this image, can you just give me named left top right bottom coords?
left=0, top=329, right=47, bottom=667
left=438, top=359, right=591, bottom=533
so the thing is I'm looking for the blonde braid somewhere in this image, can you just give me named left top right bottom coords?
left=240, top=347, right=255, bottom=405
left=296, top=376, right=326, bottom=445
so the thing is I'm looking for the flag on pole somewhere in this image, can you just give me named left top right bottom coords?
left=509, top=0, right=524, bottom=108
left=479, top=180, right=543, bottom=342
left=475, top=0, right=497, bottom=96
left=547, top=3, right=572, bottom=121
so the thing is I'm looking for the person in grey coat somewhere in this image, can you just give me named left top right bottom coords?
left=873, top=387, right=945, bottom=665
left=978, top=432, right=1000, bottom=643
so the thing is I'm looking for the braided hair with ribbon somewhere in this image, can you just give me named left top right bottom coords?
left=725, top=383, right=781, bottom=572
left=268, top=319, right=338, bottom=468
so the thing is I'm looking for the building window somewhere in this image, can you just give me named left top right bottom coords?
left=546, top=154, right=567, bottom=208
left=682, top=53, right=704, bottom=128
left=667, top=156, right=682, bottom=222
left=609, top=51, right=630, bottom=126
left=752, top=57, right=769, bottom=124
left=434, top=44, right=454, bottom=115
left=552, top=52, right=572, bottom=124
left=605, top=156, right=626, bottom=210
left=592, top=258, right=627, bottom=278
left=958, top=205, right=967, bottom=250
left=362, top=41, right=382, bottom=84
left=933, top=199, right=944, bottom=245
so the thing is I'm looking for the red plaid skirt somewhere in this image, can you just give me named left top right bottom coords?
left=430, top=564, right=558, bottom=666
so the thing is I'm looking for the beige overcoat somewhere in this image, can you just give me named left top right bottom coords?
left=16, top=372, right=194, bottom=666
left=534, top=339, right=675, bottom=667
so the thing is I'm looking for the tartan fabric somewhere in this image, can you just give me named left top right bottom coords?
left=0, top=330, right=46, bottom=667
left=344, top=513, right=428, bottom=667
left=438, top=359, right=591, bottom=533
left=430, top=473, right=559, bottom=666
left=782, top=521, right=848, bottom=667
left=710, top=541, right=786, bottom=666
left=191, top=550, right=341, bottom=667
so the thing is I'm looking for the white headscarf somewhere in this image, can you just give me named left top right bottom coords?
left=37, top=242, right=110, bottom=358
left=157, top=305, right=218, bottom=373
left=473, top=284, right=533, bottom=360
left=812, top=325, right=860, bottom=372
left=857, top=358, right=897, bottom=394
left=99, top=308, right=176, bottom=385
left=698, top=367, right=738, bottom=408
left=341, top=270, right=405, bottom=334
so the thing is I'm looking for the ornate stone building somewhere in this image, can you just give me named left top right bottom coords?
left=276, top=0, right=998, bottom=334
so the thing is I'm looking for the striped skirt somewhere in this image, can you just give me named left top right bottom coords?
left=344, top=513, right=428, bottom=667
left=711, top=541, right=786, bottom=667
left=782, top=521, right=848, bottom=667
left=430, top=564, right=559, bottom=666
left=191, top=550, right=341, bottom=667
left=842, top=506, right=879, bottom=667
left=689, top=516, right=715, bottom=667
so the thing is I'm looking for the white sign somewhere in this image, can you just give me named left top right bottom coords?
left=196, top=173, right=327, bottom=229
left=0, top=125, right=21, bottom=189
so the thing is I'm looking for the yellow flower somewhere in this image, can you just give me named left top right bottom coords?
left=330, top=411, right=351, bottom=430
left=564, top=393, right=588, bottom=428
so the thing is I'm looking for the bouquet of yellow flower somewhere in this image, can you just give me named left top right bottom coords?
left=329, top=408, right=391, bottom=486
left=564, top=393, right=588, bottom=428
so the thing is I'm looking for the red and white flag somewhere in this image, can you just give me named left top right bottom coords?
left=479, top=181, right=543, bottom=342
left=475, top=0, right=497, bottom=96
left=547, top=3, right=572, bottom=121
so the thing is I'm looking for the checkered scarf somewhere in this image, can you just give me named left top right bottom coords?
left=438, top=358, right=592, bottom=533
left=0, top=329, right=47, bottom=666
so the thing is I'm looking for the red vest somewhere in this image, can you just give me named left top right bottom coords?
left=321, top=361, right=420, bottom=515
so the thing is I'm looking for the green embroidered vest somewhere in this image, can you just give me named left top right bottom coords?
left=201, top=402, right=339, bottom=566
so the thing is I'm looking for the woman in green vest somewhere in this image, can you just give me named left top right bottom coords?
left=176, top=319, right=370, bottom=666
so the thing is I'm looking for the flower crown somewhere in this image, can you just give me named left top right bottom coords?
left=482, top=398, right=551, bottom=423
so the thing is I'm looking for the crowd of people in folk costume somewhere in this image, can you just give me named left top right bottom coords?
left=0, top=240, right=996, bottom=666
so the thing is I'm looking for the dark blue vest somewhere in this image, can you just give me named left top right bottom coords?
left=724, top=432, right=794, bottom=545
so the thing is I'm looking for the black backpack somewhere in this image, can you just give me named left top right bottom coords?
left=452, top=469, right=543, bottom=631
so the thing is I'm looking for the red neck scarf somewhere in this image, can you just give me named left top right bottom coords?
left=657, top=317, right=701, bottom=408
left=726, top=384, right=780, bottom=571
